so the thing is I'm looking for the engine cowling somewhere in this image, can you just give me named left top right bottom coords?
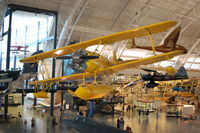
left=69, top=49, right=88, bottom=72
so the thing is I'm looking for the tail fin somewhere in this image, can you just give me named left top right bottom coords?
left=126, top=38, right=136, bottom=49
left=175, top=66, right=188, bottom=79
left=163, top=26, right=181, bottom=50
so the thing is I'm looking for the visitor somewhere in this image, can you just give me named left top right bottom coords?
left=122, top=104, right=125, bottom=111
left=117, top=117, right=120, bottom=128
left=24, top=119, right=27, bottom=129
left=83, top=111, right=87, bottom=117
left=143, top=109, right=145, bottom=115
left=119, top=117, right=124, bottom=130
left=131, top=105, right=134, bottom=112
left=18, top=112, right=22, bottom=122
left=79, top=110, right=83, bottom=116
left=74, top=104, right=77, bottom=111
left=190, top=115, right=193, bottom=120
left=126, top=124, right=132, bottom=133
left=52, top=117, right=57, bottom=125
left=31, top=117, right=35, bottom=127
left=126, top=105, right=131, bottom=112
left=176, top=110, right=179, bottom=117
left=47, top=116, right=50, bottom=126
left=147, top=109, right=149, bottom=116
left=138, top=110, right=141, bottom=116
left=156, top=111, right=159, bottom=119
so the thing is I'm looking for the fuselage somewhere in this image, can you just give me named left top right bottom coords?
left=142, top=74, right=188, bottom=81
left=68, top=83, right=113, bottom=100
left=135, top=45, right=187, bottom=54
left=83, top=52, right=136, bottom=73
left=84, top=55, right=111, bottom=73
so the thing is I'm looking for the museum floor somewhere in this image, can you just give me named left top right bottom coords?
left=0, top=100, right=200, bottom=133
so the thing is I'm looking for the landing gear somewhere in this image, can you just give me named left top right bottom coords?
left=146, top=80, right=159, bottom=88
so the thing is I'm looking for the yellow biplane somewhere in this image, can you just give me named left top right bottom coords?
left=20, top=21, right=186, bottom=100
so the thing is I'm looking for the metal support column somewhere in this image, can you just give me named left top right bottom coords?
left=50, top=13, right=58, bottom=116
left=34, top=21, right=40, bottom=108
left=50, top=92, right=54, bottom=116
left=33, top=97, right=37, bottom=106
left=60, top=60, right=64, bottom=112
left=111, top=103, right=115, bottom=115
left=13, top=29, right=17, bottom=70
left=0, top=51, right=2, bottom=70
left=0, top=96, right=2, bottom=110
left=4, top=7, right=13, bottom=116
left=21, top=93, right=24, bottom=105
left=36, top=21, right=40, bottom=51
left=89, top=100, right=93, bottom=117
left=24, top=26, right=27, bottom=58
left=61, top=90, right=64, bottom=111
left=13, top=54, right=17, bottom=70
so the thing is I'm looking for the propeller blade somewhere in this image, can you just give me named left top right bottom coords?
left=56, top=55, right=99, bottom=60
left=56, top=56, right=73, bottom=59
left=80, top=55, right=99, bottom=59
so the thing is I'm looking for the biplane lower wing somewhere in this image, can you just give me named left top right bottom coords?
left=97, top=50, right=183, bottom=75
left=29, top=50, right=184, bottom=85
left=20, top=21, right=177, bottom=63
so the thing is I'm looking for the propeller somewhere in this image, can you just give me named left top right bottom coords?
left=57, top=49, right=99, bottom=72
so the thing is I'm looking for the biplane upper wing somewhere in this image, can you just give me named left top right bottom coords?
left=20, top=21, right=177, bottom=63
left=29, top=50, right=183, bottom=85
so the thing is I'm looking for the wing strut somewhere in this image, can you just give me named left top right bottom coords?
left=93, top=71, right=97, bottom=84
left=147, top=29, right=156, bottom=55
left=83, top=73, right=85, bottom=84
left=93, top=40, right=102, bottom=54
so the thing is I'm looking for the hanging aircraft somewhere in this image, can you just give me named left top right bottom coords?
left=11, top=45, right=29, bottom=53
left=19, top=21, right=187, bottom=100
left=141, top=66, right=188, bottom=88
left=0, top=51, right=42, bottom=96
left=124, top=66, right=188, bottom=88
left=124, top=26, right=188, bottom=88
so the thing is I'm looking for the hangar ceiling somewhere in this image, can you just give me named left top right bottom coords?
left=3, top=0, right=200, bottom=72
